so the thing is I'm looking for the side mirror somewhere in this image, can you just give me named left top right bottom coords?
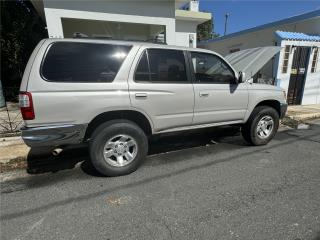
left=236, top=71, right=245, bottom=84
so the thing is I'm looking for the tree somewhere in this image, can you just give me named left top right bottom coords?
left=0, top=0, right=47, bottom=96
left=197, top=18, right=220, bottom=41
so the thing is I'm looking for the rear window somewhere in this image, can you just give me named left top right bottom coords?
left=41, top=42, right=132, bottom=82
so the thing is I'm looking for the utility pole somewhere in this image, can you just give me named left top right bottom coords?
left=224, top=13, right=229, bottom=36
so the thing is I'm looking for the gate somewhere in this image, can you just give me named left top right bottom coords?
left=287, top=46, right=310, bottom=105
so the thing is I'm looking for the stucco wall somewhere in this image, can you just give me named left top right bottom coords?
left=43, top=0, right=175, bottom=19
left=43, top=1, right=202, bottom=47
left=175, top=20, right=198, bottom=47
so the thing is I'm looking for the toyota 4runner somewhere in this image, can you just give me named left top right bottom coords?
left=19, top=39, right=287, bottom=176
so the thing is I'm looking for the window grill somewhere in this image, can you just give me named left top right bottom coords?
left=282, top=45, right=291, bottom=74
left=311, top=47, right=319, bottom=73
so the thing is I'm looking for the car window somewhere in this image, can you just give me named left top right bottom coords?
left=191, top=52, right=235, bottom=84
left=42, top=42, right=132, bottom=82
left=135, top=49, right=188, bottom=83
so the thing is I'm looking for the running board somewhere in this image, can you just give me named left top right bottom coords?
left=155, top=120, right=244, bottom=134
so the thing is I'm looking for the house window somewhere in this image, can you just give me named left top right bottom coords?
left=282, top=45, right=291, bottom=73
left=311, top=48, right=319, bottom=73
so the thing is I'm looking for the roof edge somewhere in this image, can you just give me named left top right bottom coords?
left=275, top=30, right=320, bottom=42
left=200, top=9, right=320, bottom=44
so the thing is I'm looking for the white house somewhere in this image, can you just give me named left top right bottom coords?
left=200, top=10, right=320, bottom=105
left=30, top=0, right=211, bottom=48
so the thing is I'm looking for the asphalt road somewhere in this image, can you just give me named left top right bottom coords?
left=1, top=121, right=320, bottom=240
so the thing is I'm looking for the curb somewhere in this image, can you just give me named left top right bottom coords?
left=0, top=137, right=29, bottom=173
left=0, top=156, right=27, bottom=173
left=281, top=114, right=320, bottom=128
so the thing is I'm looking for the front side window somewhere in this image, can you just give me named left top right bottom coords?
left=134, top=49, right=187, bottom=83
left=42, top=42, right=132, bottom=82
left=191, top=52, right=235, bottom=84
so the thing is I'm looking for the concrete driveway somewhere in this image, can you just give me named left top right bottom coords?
left=1, top=121, right=320, bottom=240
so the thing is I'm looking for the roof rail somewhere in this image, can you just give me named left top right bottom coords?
left=72, top=33, right=167, bottom=45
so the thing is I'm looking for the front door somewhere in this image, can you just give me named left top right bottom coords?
left=287, top=47, right=310, bottom=105
left=190, top=51, right=248, bottom=125
left=128, top=48, right=194, bottom=132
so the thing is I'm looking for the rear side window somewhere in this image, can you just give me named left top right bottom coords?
left=135, top=51, right=150, bottom=81
left=41, top=42, right=132, bottom=82
left=135, top=49, right=188, bottom=83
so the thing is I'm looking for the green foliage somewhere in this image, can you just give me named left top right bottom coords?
left=197, top=18, right=220, bottom=41
left=1, top=0, right=47, bottom=88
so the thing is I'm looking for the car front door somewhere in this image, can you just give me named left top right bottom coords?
left=190, top=51, right=248, bottom=125
left=128, top=47, right=194, bottom=132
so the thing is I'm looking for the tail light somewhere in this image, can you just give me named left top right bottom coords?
left=19, top=92, right=35, bottom=120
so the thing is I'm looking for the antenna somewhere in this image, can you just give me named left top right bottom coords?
left=224, top=13, right=230, bottom=36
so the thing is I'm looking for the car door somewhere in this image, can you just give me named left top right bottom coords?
left=128, top=47, right=194, bottom=132
left=190, top=51, right=248, bottom=125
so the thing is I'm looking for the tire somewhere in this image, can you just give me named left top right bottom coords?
left=89, top=120, right=148, bottom=176
left=241, top=106, right=279, bottom=146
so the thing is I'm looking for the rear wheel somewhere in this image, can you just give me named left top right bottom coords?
left=241, top=106, right=279, bottom=146
left=89, top=120, right=148, bottom=176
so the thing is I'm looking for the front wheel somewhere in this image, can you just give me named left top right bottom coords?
left=89, top=120, right=148, bottom=176
left=241, top=106, right=279, bottom=146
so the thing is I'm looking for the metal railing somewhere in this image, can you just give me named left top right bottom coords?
left=0, top=87, right=23, bottom=135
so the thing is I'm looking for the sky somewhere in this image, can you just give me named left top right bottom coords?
left=199, top=0, right=320, bottom=36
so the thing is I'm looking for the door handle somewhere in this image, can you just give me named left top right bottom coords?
left=199, top=92, right=209, bottom=97
left=135, top=93, right=148, bottom=99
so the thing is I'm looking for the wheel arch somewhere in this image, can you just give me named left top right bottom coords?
left=245, top=99, right=281, bottom=122
left=84, top=110, right=153, bottom=141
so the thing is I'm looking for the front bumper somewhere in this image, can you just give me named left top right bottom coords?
left=280, top=103, right=288, bottom=119
left=21, top=124, right=87, bottom=147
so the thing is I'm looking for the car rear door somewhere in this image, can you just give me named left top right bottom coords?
left=189, top=51, right=249, bottom=125
left=128, top=47, right=194, bottom=132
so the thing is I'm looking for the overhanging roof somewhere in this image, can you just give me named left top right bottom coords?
left=175, top=9, right=211, bottom=23
left=276, top=31, right=320, bottom=42
left=201, top=9, right=320, bottom=44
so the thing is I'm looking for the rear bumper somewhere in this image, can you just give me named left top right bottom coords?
left=21, top=124, right=87, bottom=147
left=280, top=103, right=288, bottom=119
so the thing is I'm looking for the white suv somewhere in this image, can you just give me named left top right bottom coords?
left=19, top=39, right=287, bottom=176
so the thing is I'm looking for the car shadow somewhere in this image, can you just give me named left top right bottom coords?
left=26, top=125, right=242, bottom=177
